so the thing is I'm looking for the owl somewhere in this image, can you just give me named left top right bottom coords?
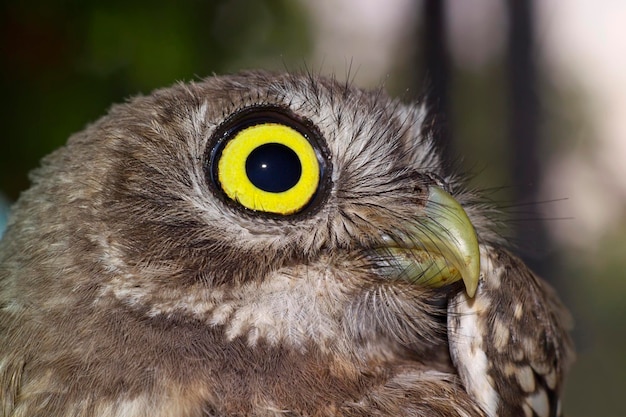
left=0, top=71, right=572, bottom=416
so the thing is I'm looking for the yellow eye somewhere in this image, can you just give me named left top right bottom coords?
left=216, top=122, right=321, bottom=215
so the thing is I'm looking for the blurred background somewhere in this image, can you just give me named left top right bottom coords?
left=1, top=0, right=624, bottom=414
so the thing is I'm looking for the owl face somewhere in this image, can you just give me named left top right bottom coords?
left=21, top=71, right=470, bottom=353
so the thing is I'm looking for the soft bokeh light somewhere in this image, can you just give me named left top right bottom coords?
left=537, top=0, right=626, bottom=249
left=0, top=193, right=9, bottom=239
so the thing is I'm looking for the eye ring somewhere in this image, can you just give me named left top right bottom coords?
left=207, top=107, right=330, bottom=216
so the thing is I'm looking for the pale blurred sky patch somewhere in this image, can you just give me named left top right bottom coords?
left=446, top=0, right=507, bottom=71
left=537, top=0, right=626, bottom=248
left=301, top=0, right=417, bottom=85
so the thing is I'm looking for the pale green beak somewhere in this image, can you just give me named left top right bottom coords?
left=374, top=186, right=480, bottom=297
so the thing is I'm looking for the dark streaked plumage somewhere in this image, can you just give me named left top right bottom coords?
left=0, top=71, right=572, bottom=416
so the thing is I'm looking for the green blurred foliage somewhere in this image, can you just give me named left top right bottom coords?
left=0, top=0, right=310, bottom=199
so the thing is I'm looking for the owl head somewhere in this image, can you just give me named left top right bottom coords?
left=0, top=71, right=573, bottom=417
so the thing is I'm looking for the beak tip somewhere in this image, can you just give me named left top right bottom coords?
left=464, top=279, right=478, bottom=298
left=461, top=262, right=480, bottom=298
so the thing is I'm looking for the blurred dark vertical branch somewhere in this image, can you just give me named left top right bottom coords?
left=422, top=0, right=453, bottom=169
left=507, top=0, right=551, bottom=279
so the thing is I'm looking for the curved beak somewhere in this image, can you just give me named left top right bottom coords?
left=374, top=186, right=480, bottom=297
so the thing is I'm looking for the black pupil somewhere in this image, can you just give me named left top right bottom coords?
left=245, top=143, right=302, bottom=193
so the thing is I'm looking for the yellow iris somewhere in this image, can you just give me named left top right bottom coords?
left=217, top=123, right=320, bottom=215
